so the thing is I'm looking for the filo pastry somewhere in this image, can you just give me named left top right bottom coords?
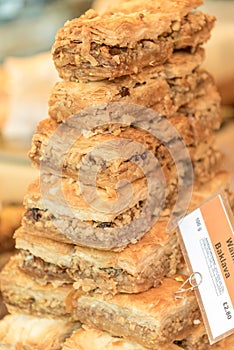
left=52, top=0, right=214, bottom=81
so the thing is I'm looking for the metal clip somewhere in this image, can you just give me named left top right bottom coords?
left=174, top=272, right=202, bottom=299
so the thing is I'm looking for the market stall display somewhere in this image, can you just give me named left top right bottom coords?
left=1, top=0, right=234, bottom=348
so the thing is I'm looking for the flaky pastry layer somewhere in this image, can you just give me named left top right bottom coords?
left=0, top=314, right=77, bottom=350
left=0, top=257, right=73, bottom=319
left=49, top=50, right=209, bottom=122
left=53, top=5, right=214, bottom=81
left=15, top=173, right=231, bottom=294
left=67, top=277, right=200, bottom=348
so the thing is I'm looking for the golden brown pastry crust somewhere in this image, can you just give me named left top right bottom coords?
left=29, top=115, right=209, bottom=188
left=15, top=172, right=231, bottom=294
left=71, top=324, right=233, bottom=350
left=30, top=81, right=222, bottom=193
left=176, top=323, right=234, bottom=350
left=28, top=85, right=222, bottom=228
left=62, top=325, right=181, bottom=350
left=21, top=170, right=227, bottom=252
left=212, top=336, right=234, bottom=350
left=27, top=146, right=222, bottom=228
left=49, top=49, right=207, bottom=123
left=67, top=276, right=200, bottom=348
left=15, top=219, right=182, bottom=294
left=0, top=258, right=73, bottom=319
left=25, top=174, right=149, bottom=223
left=0, top=314, right=77, bottom=350
left=52, top=5, right=215, bottom=82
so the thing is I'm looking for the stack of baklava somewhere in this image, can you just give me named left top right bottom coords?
left=1, top=0, right=234, bottom=349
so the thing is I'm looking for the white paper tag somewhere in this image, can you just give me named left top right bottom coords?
left=178, top=194, right=234, bottom=344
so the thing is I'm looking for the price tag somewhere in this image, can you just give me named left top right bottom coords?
left=178, top=193, right=234, bottom=344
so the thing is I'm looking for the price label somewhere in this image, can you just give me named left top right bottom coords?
left=178, top=194, right=234, bottom=344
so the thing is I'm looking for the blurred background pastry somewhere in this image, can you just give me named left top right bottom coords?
left=0, top=202, right=25, bottom=319
left=0, top=203, right=24, bottom=253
